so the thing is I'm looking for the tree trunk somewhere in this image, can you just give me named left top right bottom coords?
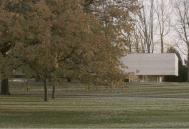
left=161, top=36, right=164, bottom=53
left=1, top=78, right=10, bottom=95
left=187, top=50, right=189, bottom=82
left=52, top=84, right=55, bottom=99
left=135, top=41, right=139, bottom=53
left=66, top=77, right=71, bottom=82
left=43, top=78, right=48, bottom=101
left=147, top=44, right=151, bottom=53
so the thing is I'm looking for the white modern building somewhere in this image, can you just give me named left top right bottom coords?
left=121, top=53, right=179, bottom=82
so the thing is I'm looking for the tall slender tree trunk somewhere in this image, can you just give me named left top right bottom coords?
left=161, top=36, right=164, bottom=53
left=187, top=48, right=189, bottom=82
left=66, top=77, right=71, bottom=82
left=147, top=44, right=151, bottom=53
left=43, top=78, right=48, bottom=101
left=1, top=78, right=10, bottom=95
left=1, top=61, right=10, bottom=95
left=135, top=40, right=139, bottom=53
left=52, top=84, right=55, bottom=99
left=128, top=34, right=132, bottom=53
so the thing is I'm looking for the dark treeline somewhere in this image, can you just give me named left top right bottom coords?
left=164, top=47, right=187, bottom=82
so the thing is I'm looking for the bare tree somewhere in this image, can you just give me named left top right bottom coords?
left=155, top=0, right=171, bottom=53
left=129, top=25, right=144, bottom=53
left=136, top=0, right=155, bottom=53
left=175, top=0, right=189, bottom=81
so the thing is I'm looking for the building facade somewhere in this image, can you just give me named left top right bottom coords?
left=121, top=53, right=179, bottom=82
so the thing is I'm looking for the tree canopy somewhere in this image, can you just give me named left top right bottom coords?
left=0, top=0, right=139, bottom=100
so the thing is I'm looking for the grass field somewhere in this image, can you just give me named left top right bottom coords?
left=1, top=82, right=189, bottom=128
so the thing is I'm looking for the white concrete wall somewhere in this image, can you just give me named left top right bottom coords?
left=121, top=53, right=178, bottom=76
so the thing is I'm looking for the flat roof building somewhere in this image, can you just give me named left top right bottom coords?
left=121, top=53, right=178, bottom=82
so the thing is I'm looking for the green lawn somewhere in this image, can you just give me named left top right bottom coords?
left=1, top=82, right=189, bottom=128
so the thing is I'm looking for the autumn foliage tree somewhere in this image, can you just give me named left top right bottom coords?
left=0, top=0, right=139, bottom=101
left=0, top=0, right=43, bottom=95
left=85, top=0, right=139, bottom=54
left=0, top=2, right=22, bottom=95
